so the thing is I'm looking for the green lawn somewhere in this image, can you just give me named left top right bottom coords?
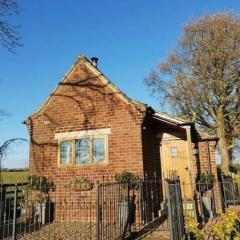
left=0, top=171, right=28, bottom=184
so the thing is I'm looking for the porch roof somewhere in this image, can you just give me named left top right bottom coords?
left=150, top=108, right=218, bottom=141
left=150, top=108, right=193, bottom=127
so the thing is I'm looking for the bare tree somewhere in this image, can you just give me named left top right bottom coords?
left=0, top=138, right=27, bottom=182
left=145, top=13, right=240, bottom=171
left=0, top=1, right=23, bottom=180
left=0, top=109, right=7, bottom=120
left=0, top=0, right=21, bottom=115
left=0, top=0, right=21, bottom=52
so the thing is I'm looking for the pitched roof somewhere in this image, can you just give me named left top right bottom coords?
left=152, top=110, right=218, bottom=140
left=25, top=55, right=147, bottom=122
left=194, top=131, right=218, bottom=141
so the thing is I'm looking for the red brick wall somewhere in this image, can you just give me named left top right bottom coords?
left=26, top=59, right=146, bottom=184
left=141, top=120, right=162, bottom=179
left=193, top=140, right=218, bottom=175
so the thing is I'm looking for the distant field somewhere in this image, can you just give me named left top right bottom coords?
left=0, top=171, right=28, bottom=184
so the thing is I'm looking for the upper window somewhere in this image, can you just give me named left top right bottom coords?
left=59, top=136, right=107, bottom=166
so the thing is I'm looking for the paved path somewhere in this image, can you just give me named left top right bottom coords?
left=136, top=219, right=169, bottom=240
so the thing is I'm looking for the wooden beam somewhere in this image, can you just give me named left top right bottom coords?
left=184, top=125, right=194, bottom=198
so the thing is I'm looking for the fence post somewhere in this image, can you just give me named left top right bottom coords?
left=12, top=186, right=18, bottom=240
left=127, top=182, right=130, bottom=233
left=176, top=179, right=185, bottom=238
left=96, top=182, right=100, bottom=240
left=0, top=185, right=6, bottom=224
left=166, top=180, right=174, bottom=240
left=139, top=180, right=145, bottom=225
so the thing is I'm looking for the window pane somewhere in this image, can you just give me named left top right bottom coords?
left=60, top=141, right=72, bottom=165
left=171, top=147, right=178, bottom=157
left=76, top=139, right=90, bottom=164
left=93, top=138, right=105, bottom=163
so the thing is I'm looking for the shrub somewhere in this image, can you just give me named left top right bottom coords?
left=114, top=171, right=139, bottom=190
left=196, top=172, right=214, bottom=192
left=212, top=209, right=239, bottom=240
left=28, top=175, right=53, bottom=191
left=185, top=215, right=205, bottom=240
left=185, top=209, right=239, bottom=240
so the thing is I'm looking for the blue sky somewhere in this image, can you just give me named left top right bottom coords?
left=1, top=0, right=240, bottom=168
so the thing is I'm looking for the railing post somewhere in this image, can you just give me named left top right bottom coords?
left=0, top=185, right=6, bottom=224
left=166, top=179, right=174, bottom=240
left=127, top=182, right=130, bottom=233
left=12, top=186, right=18, bottom=240
left=96, top=182, right=100, bottom=240
left=139, top=180, right=145, bottom=224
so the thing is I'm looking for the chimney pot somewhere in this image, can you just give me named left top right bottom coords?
left=91, top=57, right=98, bottom=67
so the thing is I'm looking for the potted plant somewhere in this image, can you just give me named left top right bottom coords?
left=67, top=177, right=94, bottom=191
left=196, top=172, right=214, bottom=193
left=34, top=193, right=47, bottom=225
left=114, top=171, right=139, bottom=229
left=20, top=188, right=27, bottom=218
left=28, top=175, right=54, bottom=225
left=196, top=172, right=214, bottom=219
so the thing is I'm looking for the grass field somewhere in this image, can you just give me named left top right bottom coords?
left=0, top=171, right=28, bottom=184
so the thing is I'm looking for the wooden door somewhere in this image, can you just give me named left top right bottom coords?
left=161, top=140, right=193, bottom=199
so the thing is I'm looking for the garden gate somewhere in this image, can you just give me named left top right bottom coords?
left=166, top=178, right=185, bottom=240
left=220, top=175, right=240, bottom=207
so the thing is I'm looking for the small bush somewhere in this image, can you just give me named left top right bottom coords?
left=196, top=172, right=214, bottom=192
left=114, top=171, right=139, bottom=190
left=213, top=209, right=239, bottom=240
left=185, top=209, right=239, bottom=240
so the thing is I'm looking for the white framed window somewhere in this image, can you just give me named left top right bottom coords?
left=58, top=136, right=108, bottom=166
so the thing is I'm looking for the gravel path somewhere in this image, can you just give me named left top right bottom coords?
left=2, top=220, right=168, bottom=240
left=18, top=222, right=98, bottom=240
left=14, top=221, right=124, bottom=240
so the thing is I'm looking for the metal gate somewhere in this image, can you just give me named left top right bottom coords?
left=220, top=175, right=240, bottom=208
left=166, top=178, right=185, bottom=240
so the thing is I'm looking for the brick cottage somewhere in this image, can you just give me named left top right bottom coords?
left=24, top=55, right=221, bottom=215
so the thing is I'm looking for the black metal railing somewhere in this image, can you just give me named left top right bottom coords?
left=220, top=179, right=240, bottom=208
left=0, top=178, right=163, bottom=240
